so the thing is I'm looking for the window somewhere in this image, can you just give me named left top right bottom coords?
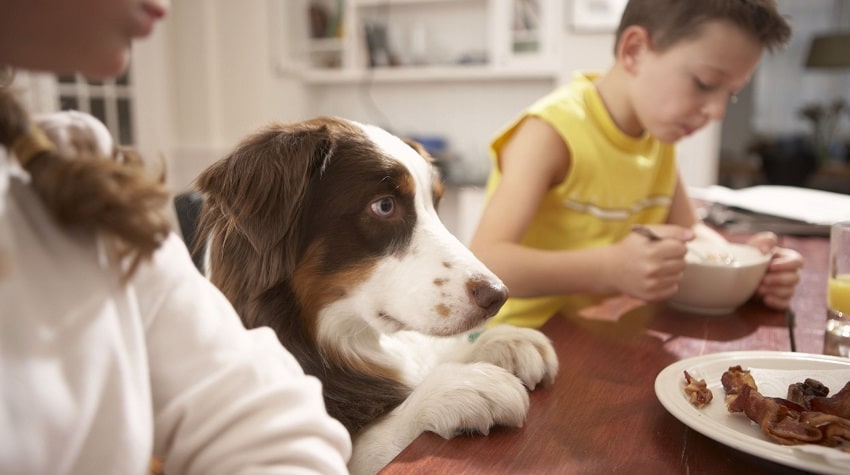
left=56, top=68, right=136, bottom=146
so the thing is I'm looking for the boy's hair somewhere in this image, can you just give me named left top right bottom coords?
left=614, top=0, right=791, bottom=54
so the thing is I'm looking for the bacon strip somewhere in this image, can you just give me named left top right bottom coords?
left=721, top=366, right=850, bottom=450
left=799, top=411, right=850, bottom=448
left=721, top=365, right=757, bottom=409
left=727, top=383, right=821, bottom=444
left=810, top=381, right=850, bottom=419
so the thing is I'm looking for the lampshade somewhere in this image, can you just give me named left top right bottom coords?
left=805, top=32, right=850, bottom=69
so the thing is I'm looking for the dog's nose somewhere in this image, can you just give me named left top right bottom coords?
left=467, top=277, right=509, bottom=318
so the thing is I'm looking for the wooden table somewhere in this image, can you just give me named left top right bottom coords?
left=380, top=235, right=834, bottom=474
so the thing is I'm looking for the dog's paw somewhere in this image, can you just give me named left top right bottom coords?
left=399, top=362, right=529, bottom=439
left=465, top=324, right=558, bottom=390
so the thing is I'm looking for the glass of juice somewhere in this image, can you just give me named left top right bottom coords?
left=825, top=221, right=850, bottom=357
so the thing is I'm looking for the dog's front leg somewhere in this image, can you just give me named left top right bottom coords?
left=348, top=361, right=529, bottom=475
left=348, top=414, right=413, bottom=475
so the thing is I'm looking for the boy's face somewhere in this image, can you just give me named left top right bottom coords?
left=628, top=20, right=763, bottom=143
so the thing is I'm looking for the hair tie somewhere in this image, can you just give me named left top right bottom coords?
left=11, top=125, right=54, bottom=167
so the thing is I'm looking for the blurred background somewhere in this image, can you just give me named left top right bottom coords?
left=11, top=0, right=850, bottom=243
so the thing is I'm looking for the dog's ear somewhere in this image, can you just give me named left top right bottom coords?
left=403, top=138, right=444, bottom=207
left=403, top=139, right=436, bottom=165
left=196, top=121, right=335, bottom=270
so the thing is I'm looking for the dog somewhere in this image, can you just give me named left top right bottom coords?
left=194, top=117, right=559, bottom=474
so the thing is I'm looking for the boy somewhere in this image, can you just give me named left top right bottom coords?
left=469, top=0, right=803, bottom=329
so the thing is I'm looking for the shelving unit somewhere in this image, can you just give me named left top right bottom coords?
left=278, top=0, right=561, bottom=84
left=300, top=63, right=557, bottom=84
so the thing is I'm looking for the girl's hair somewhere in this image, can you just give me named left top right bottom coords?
left=0, top=87, right=171, bottom=280
left=615, top=0, right=792, bottom=54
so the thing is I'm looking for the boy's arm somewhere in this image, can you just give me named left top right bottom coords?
left=470, top=116, right=600, bottom=297
left=470, top=118, right=689, bottom=302
left=473, top=116, right=569, bottom=244
left=666, top=175, right=727, bottom=244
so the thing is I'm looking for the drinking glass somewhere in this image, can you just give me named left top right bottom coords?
left=825, top=221, right=850, bottom=357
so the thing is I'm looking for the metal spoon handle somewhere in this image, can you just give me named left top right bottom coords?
left=631, top=225, right=662, bottom=241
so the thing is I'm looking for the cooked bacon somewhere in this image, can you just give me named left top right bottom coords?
left=720, top=367, right=850, bottom=451
left=787, top=378, right=830, bottom=409
left=728, top=381, right=821, bottom=445
left=721, top=365, right=758, bottom=409
left=799, top=411, right=850, bottom=448
left=683, top=370, right=713, bottom=408
left=721, top=365, right=757, bottom=394
left=810, top=381, right=850, bottom=419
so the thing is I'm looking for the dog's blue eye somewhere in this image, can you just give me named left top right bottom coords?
left=370, top=197, right=395, bottom=217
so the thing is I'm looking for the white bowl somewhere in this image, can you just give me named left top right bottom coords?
left=668, top=242, right=771, bottom=315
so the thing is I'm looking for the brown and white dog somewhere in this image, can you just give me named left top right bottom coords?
left=194, top=117, right=558, bottom=474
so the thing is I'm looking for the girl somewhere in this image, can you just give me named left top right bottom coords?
left=0, top=1, right=351, bottom=473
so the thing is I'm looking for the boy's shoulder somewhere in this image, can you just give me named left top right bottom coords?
left=527, top=72, right=600, bottom=116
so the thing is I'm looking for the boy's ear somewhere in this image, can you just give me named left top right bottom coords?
left=618, top=25, right=651, bottom=73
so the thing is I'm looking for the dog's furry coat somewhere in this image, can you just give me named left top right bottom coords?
left=195, top=117, right=558, bottom=474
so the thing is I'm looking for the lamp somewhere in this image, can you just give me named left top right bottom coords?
left=799, top=31, right=850, bottom=165
left=805, top=32, right=850, bottom=69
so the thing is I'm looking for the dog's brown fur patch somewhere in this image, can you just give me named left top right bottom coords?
left=195, top=117, right=439, bottom=435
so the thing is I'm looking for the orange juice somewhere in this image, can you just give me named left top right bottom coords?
left=827, top=274, right=850, bottom=314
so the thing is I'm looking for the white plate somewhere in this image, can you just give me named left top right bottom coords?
left=655, top=351, right=850, bottom=474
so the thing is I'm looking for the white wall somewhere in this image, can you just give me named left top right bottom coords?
left=132, top=16, right=174, bottom=173
left=166, top=0, right=308, bottom=191
left=302, top=79, right=556, bottom=173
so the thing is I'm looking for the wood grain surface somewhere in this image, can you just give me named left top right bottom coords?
left=380, top=235, right=831, bottom=474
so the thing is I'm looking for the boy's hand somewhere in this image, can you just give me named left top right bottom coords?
left=610, top=225, right=693, bottom=301
left=746, top=232, right=803, bottom=310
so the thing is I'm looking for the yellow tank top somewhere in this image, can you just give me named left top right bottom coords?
left=486, top=72, right=678, bottom=328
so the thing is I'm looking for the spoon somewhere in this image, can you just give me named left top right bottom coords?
left=632, top=225, right=735, bottom=265
left=631, top=225, right=662, bottom=241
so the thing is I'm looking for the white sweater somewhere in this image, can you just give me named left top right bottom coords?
left=0, top=142, right=351, bottom=474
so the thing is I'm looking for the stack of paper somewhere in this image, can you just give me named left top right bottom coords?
left=689, top=185, right=850, bottom=236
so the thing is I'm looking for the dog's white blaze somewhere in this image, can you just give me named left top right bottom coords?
left=332, top=122, right=506, bottom=336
